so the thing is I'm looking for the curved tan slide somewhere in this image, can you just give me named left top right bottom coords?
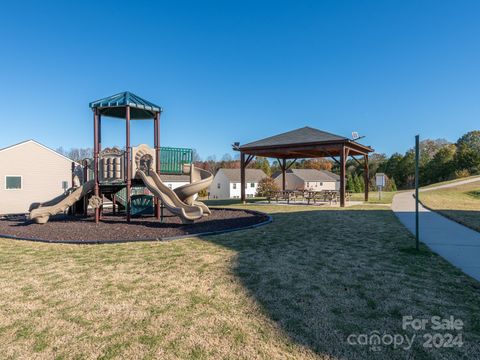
left=137, top=170, right=203, bottom=223
left=174, top=164, right=213, bottom=215
left=29, top=180, right=95, bottom=224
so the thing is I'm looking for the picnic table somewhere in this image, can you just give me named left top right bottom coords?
left=267, top=190, right=298, bottom=204
left=267, top=189, right=351, bottom=205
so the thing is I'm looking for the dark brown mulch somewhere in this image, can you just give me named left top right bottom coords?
left=0, top=208, right=269, bottom=244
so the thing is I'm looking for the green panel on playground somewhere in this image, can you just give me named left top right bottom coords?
left=116, top=147, right=192, bottom=216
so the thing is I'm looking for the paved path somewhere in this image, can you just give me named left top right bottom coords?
left=392, top=177, right=480, bottom=281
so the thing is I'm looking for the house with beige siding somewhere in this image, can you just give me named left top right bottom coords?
left=273, top=169, right=340, bottom=191
left=0, top=140, right=75, bottom=215
left=208, top=168, right=267, bottom=199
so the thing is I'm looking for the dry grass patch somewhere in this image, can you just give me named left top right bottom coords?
left=0, top=204, right=479, bottom=359
left=420, top=180, right=480, bottom=231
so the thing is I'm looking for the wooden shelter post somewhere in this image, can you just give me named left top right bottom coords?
left=281, top=158, right=286, bottom=191
left=240, top=152, right=246, bottom=202
left=125, top=105, right=131, bottom=222
left=154, top=111, right=161, bottom=219
left=364, top=154, right=369, bottom=202
left=93, top=109, right=100, bottom=223
left=340, top=145, right=346, bottom=207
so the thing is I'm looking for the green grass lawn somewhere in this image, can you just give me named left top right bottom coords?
left=420, top=180, right=480, bottom=232
left=421, top=175, right=480, bottom=189
left=350, top=191, right=396, bottom=204
left=202, top=197, right=265, bottom=207
left=0, top=205, right=479, bottom=359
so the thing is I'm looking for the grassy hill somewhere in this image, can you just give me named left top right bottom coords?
left=420, top=180, right=480, bottom=231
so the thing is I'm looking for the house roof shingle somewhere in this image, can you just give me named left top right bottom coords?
left=273, top=169, right=340, bottom=182
left=160, top=174, right=190, bottom=182
left=219, top=168, right=267, bottom=183
left=0, top=139, right=75, bottom=164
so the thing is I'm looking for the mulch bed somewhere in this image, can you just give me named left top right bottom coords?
left=0, top=208, right=270, bottom=244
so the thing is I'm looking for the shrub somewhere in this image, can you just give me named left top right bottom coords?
left=198, top=188, right=208, bottom=197
left=454, top=169, right=470, bottom=179
left=256, top=177, right=279, bottom=197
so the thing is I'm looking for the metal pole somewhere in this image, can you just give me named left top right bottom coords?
left=415, top=134, right=420, bottom=250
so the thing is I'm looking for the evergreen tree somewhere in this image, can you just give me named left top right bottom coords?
left=353, top=173, right=362, bottom=193
left=346, top=174, right=355, bottom=192
left=390, top=177, right=397, bottom=192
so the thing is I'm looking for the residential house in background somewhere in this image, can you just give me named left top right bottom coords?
left=208, top=168, right=267, bottom=199
left=273, top=168, right=340, bottom=191
left=160, top=174, right=190, bottom=191
left=0, top=140, right=75, bottom=215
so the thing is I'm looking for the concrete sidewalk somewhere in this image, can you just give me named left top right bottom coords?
left=392, top=178, right=480, bottom=281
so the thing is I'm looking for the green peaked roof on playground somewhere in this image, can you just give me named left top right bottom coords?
left=89, top=91, right=162, bottom=119
left=239, top=126, right=349, bottom=149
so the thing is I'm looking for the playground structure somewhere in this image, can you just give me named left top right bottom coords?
left=29, top=92, right=213, bottom=224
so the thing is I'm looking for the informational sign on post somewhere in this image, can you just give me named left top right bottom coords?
left=375, top=173, right=386, bottom=200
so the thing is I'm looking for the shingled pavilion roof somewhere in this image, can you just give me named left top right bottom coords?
left=238, top=126, right=373, bottom=158
left=236, top=126, right=373, bottom=206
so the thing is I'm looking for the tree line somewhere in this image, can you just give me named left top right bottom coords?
left=336, top=130, right=480, bottom=191
left=56, top=130, right=480, bottom=192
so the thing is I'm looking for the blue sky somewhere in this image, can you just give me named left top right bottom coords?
left=1, top=1, right=479, bottom=159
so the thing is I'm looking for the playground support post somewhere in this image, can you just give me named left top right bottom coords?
left=83, top=159, right=88, bottom=216
left=415, top=134, right=420, bottom=250
left=154, top=111, right=161, bottom=219
left=93, top=109, right=100, bottom=224
left=126, top=106, right=131, bottom=222
left=98, top=114, right=102, bottom=220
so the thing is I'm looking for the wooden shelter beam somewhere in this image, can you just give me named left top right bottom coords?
left=285, top=159, right=297, bottom=170
left=350, top=155, right=362, bottom=166
left=245, top=154, right=254, bottom=167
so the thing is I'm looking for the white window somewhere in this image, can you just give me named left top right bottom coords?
left=233, top=183, right=237, bottom=189
left=168, top=184, right=172, bottom=189
left=320, top=182, right=323, bottom=186
left=306, top=182, right=309, bottom=187
left=5, top=176, right=22, bottom=190
left=250, top=182, right=255, bottom=188
left=62, top=181, right=69, bottom=190
left=217, top=183, right=221, bottom=189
